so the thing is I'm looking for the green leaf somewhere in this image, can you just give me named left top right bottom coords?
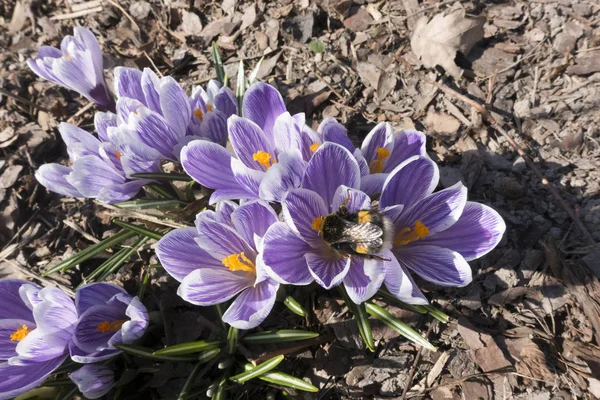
left=365, top=302, right=437, bottom=351
left=377, top=288, right=428, bottom=314
left=283, top=296, right=307, bottom=317
left=212, top=42, right=225, bottom=85
left=96, top=236, right=149, bottom=282
left=309, top=39, right=326, bottom=53
left=44, top=230, right=137, bottom=275
left=137, top=269, right=150, bottom=299
left=423, top=304, right=450, bottom=323
left=145, top=184, right=176, bottom=199
left=211, top=378, right=227, bottom=400
left=243, top=364, right=318, bottom=392
left=339, top=285, right=375, bottom=352
left=154, top=340, right=222, bottom=356
left=113, top=220, right=165, bottom=240
left=114, top=343, right=200, bottom=362
left=177, top=362, right=203, bottom=400
left=242, top=330, right=318, bottom=344
left=248, top=57, right=264, bottom=86
left=114, top=199, right=187, bottom=210
left=226, top=326, right=238, bottom=354
left=130, top=172, right=192, bottom=181
left=236, top=60, right=245, bottom=112
left=230, top=355, right=284, bottom=383
left=15, top=387, right=62, bottom=400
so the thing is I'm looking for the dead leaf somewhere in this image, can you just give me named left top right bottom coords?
left=256, top=51, right=282, bottom=79
left=9, top=1, right=30, bottom=33
left=239, top=4, right=256, bottom=32
left=424, top=107, right=461, bottom=136
left=0, top=165, right=23, bottom=189
left=411, top=8, right=485, bottom=78
left=179, top=10, right=203, bottom=37
left=343, top=7, right=373, bottom=32
left=357, top=62, right=380, bottom=89
left=514, top=340, right=555, bottom=382
left=377, top=71, right=397, bottom=101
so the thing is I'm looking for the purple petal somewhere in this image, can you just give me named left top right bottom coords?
left=194, top=218, right=255, bottom=260
left=0, top=355, right=66, bottom=400
left=108, top=125, right=163, bottom=162
left=354, top=149, right=370, bottom=176
left=32, top=287, right=77, bottom=348
left=73, top=27, right=103, bottom=82
left=0, top=319, right=33, bottom=359
left=178, top=268, right=253, bottom=306
left=214, top=87, right=238, bottom=118
left=281, top=189, right=329, bottom=248
left=156, top=228, right=222, bottom=282
left=228, top=116, right=275, bottom=170
left=13, top=329, right=65, bottom=364
left=258, top=149, right=305, bottom=202
left=70, top=364, right=115, bottom=399
left=242, top=82, right=286, bottom=139
left=393, top=182, right=467, bottom=236
left=261, top=222, right=314, bottom=285
left=306, top=251, right=350, bottom=289
left=273, top=112, right=303, bottom=155
left=116, top=97, right=145, bottom=123
left=318, top=117, right=354, bottom=153
left=114, top=67, right=144, bottom=103
left=199, top=110, right=228, bottom=147
left=302, top=143, right=360, bottom=211
left=231, top=201, right=279, bottom=245
left=214, top=201, right=238, bottom=225
left=361, top=122, right=393, bottom=167
left=69, top=341, right=119, bottom=364
left=52, top=51, right=97, bottom=100
left=18, top=283, right=42, bottom=311
left=343, top=257, right=385, bottom=304
left=396, top=245, right=472, bottom=287
left=231, top=158, right=264, bottom=197
left=383, top=253, right=428, bottom=304
left=380, top=156, right=439, bottom=209
left=159, top=77, right=191, bottom=138
left=36, top=164, right=82, bottom=198
left=130, top=108, right=180, bottom=159
left=360, top=173, right=387, bottom=196
left=96, top=180, right=147, bottom=204
left=423, top=202, right=506, bottom=261
left=59, top=122, right=101, bottom=160
left=75, top=283, right=127, bottom=316
left=331, top=185, right=371, bottom=213
left=384, top=130, right=426, bottom=172
left=120, top=297, right=148, bottom=344
left=94, top=112, right=117, bottom=142
left=72, top=305, right=125, bottom=353
left=67, top=155, right=124, bottom=198
left=222, top=279, right=279, bottom=329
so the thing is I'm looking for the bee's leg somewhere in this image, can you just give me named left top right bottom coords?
left=367, top=253, right=392, bottom=262
left=338, top=189, right=352, bottom=215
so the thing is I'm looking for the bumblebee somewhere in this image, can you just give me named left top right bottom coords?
left=314, top=201, right=393, bottom=260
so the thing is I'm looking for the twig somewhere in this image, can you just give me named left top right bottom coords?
left=314, top=71, right=344, bottom=101
left=400, top=321, right=435, bottom=400
left=0, top=88, right=52, bottom=113
left=63, top=220, right=101, bottom=244
left=67, top=101, right=95, bottom=125
left=96, top=201, right=188, bottom=229
left=143, top=51, right=164, bottom=77
left=103, top=0, right=141, bottom=35
left=480, top=38, right=547, bottom=80
left=423, top=79, right=596, bottom=245
left=50, top=6, right=103, bottom=20
left=70, top=0, right=103, bottom=12
left=486, top=69, right=498, bottom=105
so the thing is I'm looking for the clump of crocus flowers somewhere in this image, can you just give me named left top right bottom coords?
left=5, top=25, right=507, bottom=398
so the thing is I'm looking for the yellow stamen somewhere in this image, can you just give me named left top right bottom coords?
left=207, top=104, right=213, bottom=111
left=65, top=55, right=72, bottom=61
left=116, top=150, right=122, bottom=160
left=311, top=216, right=326, bottom=233
left=394, top=220, right=430, bottom=246
left=194, top=109, right=204, bottom=121
left=252, top=151, right=274, bottom=170
left=369, top=147, right=391, bottom=174
left=97, top=320, right=127, bottom=333
left=10, top=325, right=32, bottom=342
left=222, top=252, right=256, bottom=274
left=310, top=142, right=320, bottom=152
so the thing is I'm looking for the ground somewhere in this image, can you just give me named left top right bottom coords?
left=1, top=0, right=600, bottom=399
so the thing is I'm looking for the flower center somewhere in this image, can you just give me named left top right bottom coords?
left=10, top=325, right=32, bottom=342
left=207, top=104, right=213, bottom=111
left=65, top=55, right=72, bottom=61
left=222, top=252, right=255, bottom=274
left=310, top=142, right=320, bottom=152
left=394, top=220, right=429, bottom=246
left=97, top=320, right=127, bottom=333
left=194, top=109, right=204, bottom=121
left=252, top=151, right=275, bottom=170
left=116, top=150, right=122, bottom=160
left=311, top=216, right=326, bottom=233
left=369, top=147, right=391, bottom=174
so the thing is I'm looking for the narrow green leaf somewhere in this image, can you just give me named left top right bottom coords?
left=177, top=362, right=203, bottom=400
left=44, top=230, right=137, bottom=275
left=114, top=199, right=187, bottom=210
left=236, top=60, right=245, bottom=112
left=230, top=355, right=284, bottom=383
left=365, top=302, right=437, bottom=351
left=96, top=236, right=149, bottom=282
left=145, top=184, right=175, bottom=199
left=247, top=57, right=264, bottom=86
left=211, top=378, right=227, bottom=400
left=243, top=364, right=318, bottom=392
left=284, top=296, right=307, bottom=317
left=377, top=288, right=428, bottom=314
left=198, top=347, right=221, bottom=363
left=339, top=285, right=375, bottom=352
left=423, top=304, right=450, bottom=323
left=113, top=220, right=165, bottom=240
left=130, top=172, right=192, bottom=181
left=242, top=330, right=318, bottom=344
left=154, top=340, right=221, bottom=356
left=138, top=269, right=150, bottom=299
left=226, top=326, right=238, bottom=354
left=212, top=42, right=225, bottom=85
left=15, top=387, right=62, bottom=399
left=114, top=343, right=200, bottom=362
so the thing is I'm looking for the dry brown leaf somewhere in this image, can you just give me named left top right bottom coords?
left=424, top=107, right=461, bottom=136
left=410, top=8, right=485, bottom=78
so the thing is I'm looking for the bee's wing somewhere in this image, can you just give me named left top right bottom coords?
left=334, top=222, right=383, bottom=244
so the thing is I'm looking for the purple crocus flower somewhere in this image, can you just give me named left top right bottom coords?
left=35, top=122, right=158, bottom=203
left=181, top=82, right=354, bottom=203
left=156, top=200, right=280, bottom=329
left=0, top=280, right=77, bottom=400
left=70, top=364, right=116, bottom=399
left=69, top=283, right=149, bottom=363
left=27, top=27, right=114, bottom=111
left=108, top=68, right=237, bottom=163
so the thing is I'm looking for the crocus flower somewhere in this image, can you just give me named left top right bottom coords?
left=0, top=280, right=77, bottom=400
left=156, top=200, right=280, bottom=329
left=27, top=27, right=114, bottom=111
left=108, top=68, right=237, bottom=162
left=69, top=283, right=149, bottom=363
left=35, top=122, right=158, bottom=203
left=181, top=82, right=354, bottom=203
left=261, top=143, right=425, bottom=304
left=70, top=364, right=116, bottom=399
